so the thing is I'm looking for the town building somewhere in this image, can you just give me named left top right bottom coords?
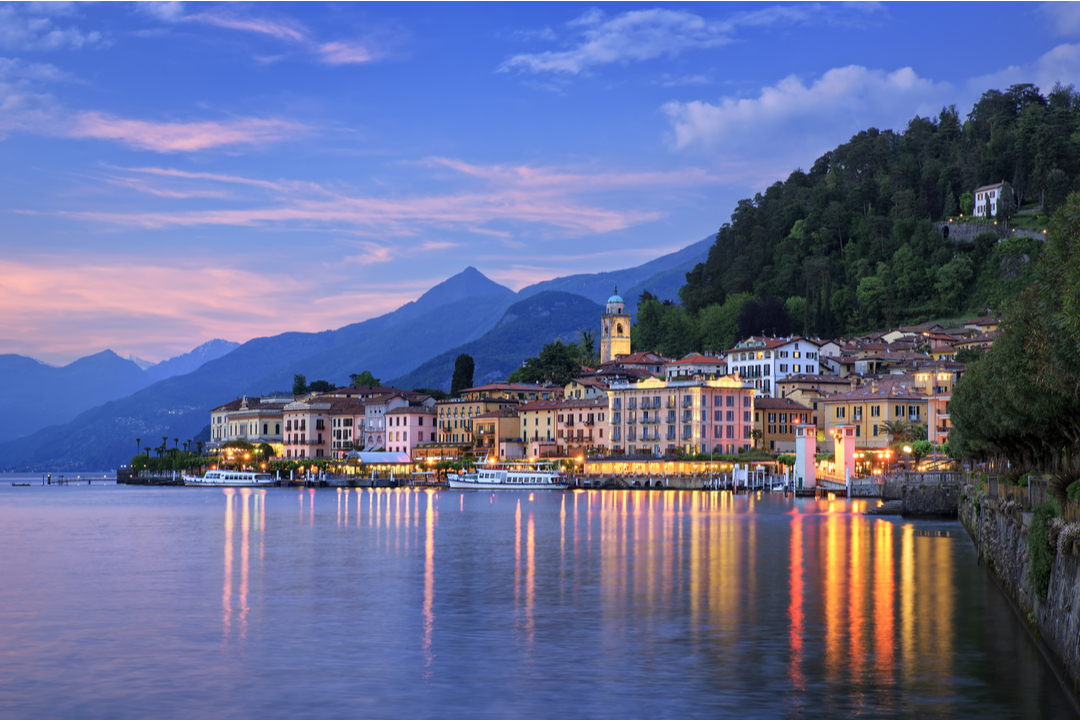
left=607, top=375, right=755, bottom=456
left=663, top=353, right=726, bottom=381
left=517, top=399, right=561, bottom=458
left=555, top=397, right=608, bottom=457
left=384, top=405, right=438, bottom=457
left=472, top=407, right=524, bottom=459
left=208, top=393, right=293, bottom=456
left=974, top=182, right=1004, bottom=217
left=819, top=378, right=929, bottom=449
left=753, top=397, right=812, bottom=453
left=723, top=337, right=821, bottom=397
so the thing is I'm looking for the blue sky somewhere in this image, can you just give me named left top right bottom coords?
left=2, top=2, right=1078, bottom=364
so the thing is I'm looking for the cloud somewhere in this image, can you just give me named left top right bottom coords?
left=146, top=7, right=380, bottom=66
left=966, top=43, right=1080, bottom=98
left=67, top=112, right=308, bottom=152
left=500, top=4, right=884, bottom=76
left=501, top=8, right=733, bottom=75
left=0, top=56, right=70, bottom=81
left=43, top=158, right=720, bottom=237
left=662, top=65, right=953, bottom=181
left=0, top=4, right=103, bottom=50
left=0, top=254, right=429, bottom=364
left=1043, top=2, right=1080, bottom=37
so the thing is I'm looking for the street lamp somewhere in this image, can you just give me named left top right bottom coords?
left=903, top=444, right=912, bottom=471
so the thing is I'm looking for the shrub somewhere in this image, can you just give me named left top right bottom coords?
left=1028, top=503, right=1059, bottom=602
left=1066, top=480, right=1080, bottom=502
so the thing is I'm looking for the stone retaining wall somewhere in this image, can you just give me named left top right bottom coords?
left=960, top=486, right=1080, bottom=701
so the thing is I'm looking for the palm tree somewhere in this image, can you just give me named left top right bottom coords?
left=173, top=437, right=179, bottom=450
left=882, top=419, right=914, bottom=444
left=136, top=438, right=141, bottom=456
left=751, top=428, right=763, bottom=450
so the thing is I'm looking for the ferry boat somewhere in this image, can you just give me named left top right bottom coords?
left=447, top=463, right=568, bottom=490
left=183, top=470, right=276, bottom=487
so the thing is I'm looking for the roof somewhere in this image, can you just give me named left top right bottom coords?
left=778, top=374, right=852, bottom=385
left=385, top=405, right=436, bottom=416
left=462, top=382, right=549, bottom=394
left=342, top=451, right=413, bottom=465
left=474, top=407, right=522, bottom=420
left=820, top=377, right=930, bottom=404
left=729, top=336, right=820, bottom=353
left=754, top=397, right=811, bottom=411
left=613, top=351, right=670, bottom=365
left=975, top=182, right=1005, bottom=194
left=665, top=353, right=726, bottom=366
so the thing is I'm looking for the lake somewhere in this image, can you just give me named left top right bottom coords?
left=0, top=482, right=1074, bottom=718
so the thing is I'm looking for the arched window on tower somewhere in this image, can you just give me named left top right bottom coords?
left=616, top=323, right=623, bottom=335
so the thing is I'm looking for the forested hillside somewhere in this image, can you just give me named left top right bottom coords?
left=638, top=83, right=1080, bottom=356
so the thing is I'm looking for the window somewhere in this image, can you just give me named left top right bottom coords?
left=871, top=405, right=880, bottom=418
left=727, top=395, right=735, bottom=407
left=743, top=411, right=751, bottom=423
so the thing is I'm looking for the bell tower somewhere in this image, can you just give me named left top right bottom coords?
left=600, top=286, right=632, bottom=363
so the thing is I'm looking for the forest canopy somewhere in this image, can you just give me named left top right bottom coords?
left=636, top=83, right=1080, bottom=355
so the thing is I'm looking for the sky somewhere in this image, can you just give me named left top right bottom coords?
left=2, top=2, right=1079, bottom=365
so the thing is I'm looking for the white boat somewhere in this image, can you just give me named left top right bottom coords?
left=447, top=463, right=568, bottom=490
left=183, top=470, right=276, bottom=487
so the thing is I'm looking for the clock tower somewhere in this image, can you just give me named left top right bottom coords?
left=600, top=286, right=632, bottom=363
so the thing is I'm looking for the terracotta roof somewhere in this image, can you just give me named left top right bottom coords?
left=474, top=407, right=522, bottom=420
left=820, top=377, right=929, bottom=403
left=754, top=397, right=811, bottom=411
left=665, top=354, right=726, bottom=366
left=778, top=374, right=851, bottom=385
left=385, top=405, right=436, bottom=416
left=517, top=400, right=562, bottom=412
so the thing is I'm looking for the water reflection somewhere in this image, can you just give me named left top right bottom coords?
left=222, top=488, right=265, bottom=643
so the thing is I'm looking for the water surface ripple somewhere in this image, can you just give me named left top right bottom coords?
left=0, top=484, right=1073, bottom=718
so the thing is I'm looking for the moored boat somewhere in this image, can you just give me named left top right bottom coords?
left=447, top=463, right=567, bottom=490
left=183, top=470, right=276, bottom=487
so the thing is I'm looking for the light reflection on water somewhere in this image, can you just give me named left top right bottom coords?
left=0, top=485, right=1075, bottom=719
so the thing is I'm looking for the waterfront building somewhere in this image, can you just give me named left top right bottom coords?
left=776, top=373, right=850, bottom=423
left=753, top=396, right=812, bottom=453
left=607, top=375, right=755, bottom=456
left=362, top=390, right=435, bottom=451
left=723, top=337, right=821, bottom=397
left=435, top=395, right=520, bottom=448
left=384, top=405, right=437, bottom=456
left=283, top=397, right=340, bottom=459
left=554, top=397, right=608, bottom=457
left=819, top=377, right=929, bottom=449
left=517, top=399, right=559, bottom=457
left=600, top=287, right=632, bottom=364
left=208, top=393, right=293, bottom=456
left=328, top=398, right=367, bottom=458
left=472, top=406, right=525, bottom=459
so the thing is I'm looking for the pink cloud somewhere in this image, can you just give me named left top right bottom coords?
left=68, top=112, right=307, bottom=152
left=0, top=256, right=427, bottom=364
left=184, top=12, right=309, bottom=43
left=55, top=158, right=716, bottom=236
left=317, top=41, right=374, bottom=65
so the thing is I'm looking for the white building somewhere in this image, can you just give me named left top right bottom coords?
left=723, top=337, right=821, bottom=397
left=974, top=181, right=1004, bottom=217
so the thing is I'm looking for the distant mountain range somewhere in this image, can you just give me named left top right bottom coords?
left=0, top=236, right=709, bottom=470
left=0, top=339, right=239, bottom=444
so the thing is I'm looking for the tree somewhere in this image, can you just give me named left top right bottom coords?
left=882, top=419, right=914, bottom=444
left=308, top=379, right=336, bottom=392
left=960, top=191, right=975, bottom=216
left=350, top=370, right=381, bottom=388
left=292, top=373, right=308, bottom=395
left=413, top=387, right=448, bottom=401
left=996, top=182, right=1016, bottom=226
left=578, top=328, right=597, bottom=364
left=450, top=354, right=475, bottom=397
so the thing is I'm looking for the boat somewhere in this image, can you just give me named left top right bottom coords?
left=447, top=462, right=568, bottom=490
left=12, top=482, right=30, bottom=487
left=182, top=470, right=276, bottom=487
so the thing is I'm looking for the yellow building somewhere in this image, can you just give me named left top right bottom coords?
left=819, top=378, right=928, bottom=448
left=600, top=287, right=632, bottom=363
left=472, top=407, right=524, bottom=459
left=436, top=397, right=519, bottom=446
left=753, top=397, right=812, bottom=453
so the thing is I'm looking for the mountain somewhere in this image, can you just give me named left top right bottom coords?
left=389, top=291, right=603, bottom=391
left=0, top=240, right=706, bottom=470
left=145, top=339, right=239, bottom=382
left=516, top=235, right=712, bottom=313
left=0, top=269, right=518, bottom=471
left=126, top=354, right=157, bottom=370
left=0, top=350, right=150, bottom=443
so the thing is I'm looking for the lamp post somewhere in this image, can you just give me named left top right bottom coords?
left=903, top=444, right=912, bottom=472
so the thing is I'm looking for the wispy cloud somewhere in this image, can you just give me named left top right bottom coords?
left=145, top=5, right=381, bottom=66
left=1043, top=2, right=1080, bottom=37
left=68, top=112, right=308, bottom=152
left=0, top=4, right=103, bottom=51
left=43, top=159, right=720, bottom=237
left=500, top=5, right=883, bottom=76
left=0, top=254, right=431, bottom=364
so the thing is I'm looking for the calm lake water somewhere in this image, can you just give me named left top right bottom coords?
left=0, top=481, right=1075, bottom=719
